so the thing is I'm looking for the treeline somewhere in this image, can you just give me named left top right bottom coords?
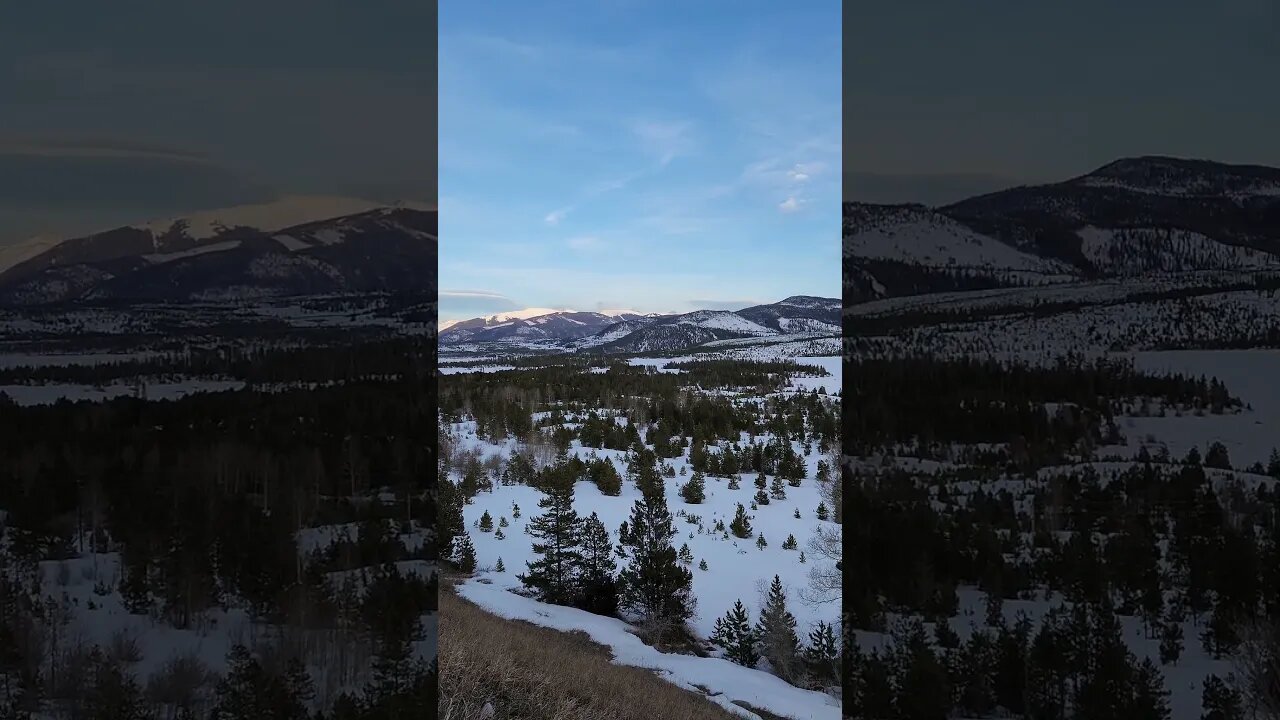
left=0, top=377, right=435, bottom=718
left=844, top=351, right=1280, bottom=717
left=845, top=355, right=1240, bottom=460
left=441, top=363, right=838, bottom=452
left=0, top=336, right=435, bottom=385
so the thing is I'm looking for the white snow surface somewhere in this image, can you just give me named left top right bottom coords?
left=457, top=577, right=841, bottom=720
left=447, top=353, right=842, bottom=719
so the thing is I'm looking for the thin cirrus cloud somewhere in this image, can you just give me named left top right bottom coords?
left=439, top=1, right=840, bottom=315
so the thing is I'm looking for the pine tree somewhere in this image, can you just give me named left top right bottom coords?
left=576, top=512, right=618, bottom=615
left=1268, top=447, right=1280, bottom=479
left=757, top=575, right=801, bottom=681
left=769, top=474, right=787, bottom=500
left=804, top=621, right=840, bottom=685
left=439, top=477, right=466, bottom=561
left=799, top=551, right=806, bottom=564
left=793, top=507, right=801, bottom=519
left=727, top=476, right=740, bottom=490
left=1128, top=657, right=1170, bottom=720
left=816, top=502, right=829, bottom=521
left=512, top=503, right=521, bottom=519
left=678, top=543, right=694, bottom=565
left=698, top=559, right=708, bottom=571
left=478, top=510, right=494, bottom=532
left=495, top=557, right=506, bottom=572
left=782, top=534, right=798, bottom=550
left=1201, top=673, right=1244, bottom=720
left=1159, top=619, right=1183, bottom=665
left=755, top=470, right=767, bottom=490
left=617, top=460, right=696, bottom=640
left=711, top=600, right=759, bottom=667
left=519, top=480, right=582, bottom=605
left=455, top=532, right=476, bottom=572
left=756, top=534, right=767, bottom=550
left=86, top=650, right=152, bottom=720
left=730, top=504, right=752, bottom=539
left=679, top=471, right=706, bottom=504
left=499, top=516, right=509, bottom=528
left=754, top=489, right=770, bottom=506
left=494, top=527, right=505, bottom=540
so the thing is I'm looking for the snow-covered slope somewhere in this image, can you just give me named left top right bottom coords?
left=0, top=200, right=436, bottom=306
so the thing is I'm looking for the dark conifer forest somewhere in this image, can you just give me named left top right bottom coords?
left=0, top=337, right=436, bottom=719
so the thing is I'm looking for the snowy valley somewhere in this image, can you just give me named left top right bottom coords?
left=844, top=156, right=1280, bottom=720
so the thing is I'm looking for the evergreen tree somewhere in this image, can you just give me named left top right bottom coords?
left=1205, top=441, right=1232, bottom=470
left=1159, top=619, right=1183, bottom=665
left=519, top=480, right=582, bottom=605
left=439, top=477, right=466, bottom=561
left=499, top=516, right=509, bottom=528
left=478, top=510, right=493, bottom=532
left=816, top=502, right=829, bottom=521
left=1200, top=673, right=1244, bottom=720
left=493, top=527, right=504, bottom=540
left=679, top=471, right=706, bottom=504
left=769, top=474, right=787, bottom=500
left=727, top=476, right=740, bottom=490
left=698, top=559, right=708, bottom=571
left=454, top=532, right=477, bottom=572
left=617, top=459, right=696, bottom=640
left=755, top=575, right=801, bottom=681
left=1129, top=657, right=1170, bottom=720
left=754, top=489, right=770, bottom=506
left=711, top=600, right=759, bottom=667
left=793, top=507, right=801, bottom=519
left=86, top=650, right=152, bottom=720
left=730, top=504, right=753, bottom=539
left=576, top=512, right=618, bottom=615
left=495, top=557, right=505, bottom=573
left=782, top=534, right=798, bottom=550
left=678, top=543, right=694, bottom=565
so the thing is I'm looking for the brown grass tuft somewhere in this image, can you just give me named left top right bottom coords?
left=439, top=577, right=742, bottom=720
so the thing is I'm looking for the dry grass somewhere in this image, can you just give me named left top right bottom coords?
left=439, top=577, right=742, bottom=720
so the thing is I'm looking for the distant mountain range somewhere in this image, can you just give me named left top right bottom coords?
left=845, top=156, right=1280, bottom=303
left=440, top=296, right=840, bottom=353
left=0, top=196, right=437, bottom=306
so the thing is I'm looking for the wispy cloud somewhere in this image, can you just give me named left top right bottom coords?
left=631, top=120, right=694, bottom=167
left=544, top=207, right=571, bottom=225
left=439, top=289, right=513, bottom=301
left=566, top=235, right=602, bottom=251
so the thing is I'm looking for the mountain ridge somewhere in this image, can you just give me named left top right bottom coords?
left=440, top=296, right=840, bottom=354
left=845, top=156, right=1280, bottom=303
left=0, top=198, right=437, bottom=306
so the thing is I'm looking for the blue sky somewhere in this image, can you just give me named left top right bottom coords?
left=846, top=0, right=1280, bottom=205
left=440, top=1, right=840, bottom=323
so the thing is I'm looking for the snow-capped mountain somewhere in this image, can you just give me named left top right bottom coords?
left=440, top=310, right=658, bottom=344
left=440, top=296, right=840, bottom=354
left=845, top=156, right=1280, bottom=302
left=0, top=196, right=436, bottom=305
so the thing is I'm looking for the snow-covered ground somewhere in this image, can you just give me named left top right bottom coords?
left=1116, top=350, right=1280, bottom=470
left=458, top=578, right=840, bottom=720
left=446, top=355, right=842, bottom=720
